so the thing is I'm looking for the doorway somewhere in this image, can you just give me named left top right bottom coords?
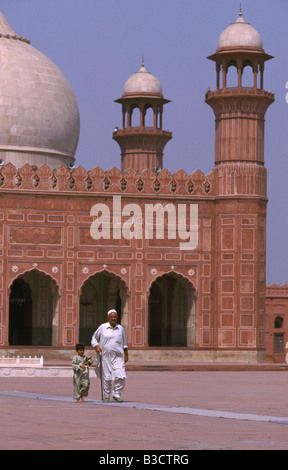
left=148, top=273, right=196, bottom=347
left=79, top=271, right=128, bottom=346
left=9, top=270, right=59, bottom=346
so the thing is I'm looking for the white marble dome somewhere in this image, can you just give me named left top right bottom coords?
left=218, top=15, right=263, bottom=50
left=0, top=13, right=80, bottom=169
left=123, top=64, right=162, bottom=95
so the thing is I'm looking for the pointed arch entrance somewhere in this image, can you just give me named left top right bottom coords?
left=79, top=271, right=128, bottom=346
left=148, top=272, right=196, bottom=347
left=9, top=278, right=32, bottom=345
left=9, top=269, right=59, bottom=346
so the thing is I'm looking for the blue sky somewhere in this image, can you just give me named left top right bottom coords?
left=1, top=0, right=288, bottom=284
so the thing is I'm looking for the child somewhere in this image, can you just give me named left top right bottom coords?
left=72, top=344, right=93, bottom=403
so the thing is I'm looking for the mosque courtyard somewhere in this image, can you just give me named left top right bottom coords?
left=0, top=369, right=288, bottom=451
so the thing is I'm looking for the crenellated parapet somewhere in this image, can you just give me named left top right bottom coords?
left=266, top=284, right=288, bottom=298
left=0, top=161, right=267, bottom=198
left=0, top=162, right=216, bottom=197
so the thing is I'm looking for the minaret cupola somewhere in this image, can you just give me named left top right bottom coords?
left=113, top=61, right=172, bottom=172
left=205, top=8, right=274, bottom=166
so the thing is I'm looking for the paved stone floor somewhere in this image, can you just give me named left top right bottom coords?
left=0, top=370, right=288, bottom=450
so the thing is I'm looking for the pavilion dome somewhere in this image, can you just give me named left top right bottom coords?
left=217, top=14, right=263, bottom=50
left=0, top=13, right=80, bottom=169
left=123, top=63, right=163, bottom=95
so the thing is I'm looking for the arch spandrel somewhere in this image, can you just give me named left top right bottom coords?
left=78, top=265, right=130, bottom=296
left=8, top=264, right=61, bottom=292
left=147, top=267, right=197, bottom=294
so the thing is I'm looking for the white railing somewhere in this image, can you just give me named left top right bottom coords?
left=0, top=356, right=44, bottom=367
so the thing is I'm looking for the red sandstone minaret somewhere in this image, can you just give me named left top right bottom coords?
left=113, top=60, right=172, bottom=172
left=205, top=8, right=274, bottom=168
left=205, top=9, right=274, bottom=359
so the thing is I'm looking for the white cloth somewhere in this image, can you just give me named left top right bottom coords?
left=91, top=322, right=127, bottom=382
left=103, top=377, right=125, bottom=400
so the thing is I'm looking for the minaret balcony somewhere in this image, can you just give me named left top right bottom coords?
left=205, top=87, right=274, bottom=100
left=113, top=127, right=172, bottom=138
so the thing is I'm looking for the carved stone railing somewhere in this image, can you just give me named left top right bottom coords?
left=0, top=162, right=215, bottom=196
left=205, top=88, right=274, bottom=100
left=215, top=162, right=267, bottom=197
left=0, top=356, right=44, bottom=367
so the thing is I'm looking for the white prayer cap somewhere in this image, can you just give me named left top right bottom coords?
left=107, top=309, right=118, bottom=316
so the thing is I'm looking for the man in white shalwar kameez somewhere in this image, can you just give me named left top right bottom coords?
left=91, top=309, right=128, bottom=402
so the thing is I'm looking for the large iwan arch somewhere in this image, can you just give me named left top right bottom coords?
left=79, top=271, right=128, bottom=346
left=148, top=272, right=196, bottom=347
left=9, top=269, right=59, bottom=346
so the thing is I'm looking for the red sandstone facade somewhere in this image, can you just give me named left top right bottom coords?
left=0, top=12, right=278, bottom=362
left=266, top=284, right=288, bottom=363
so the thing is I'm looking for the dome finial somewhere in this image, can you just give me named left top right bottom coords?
left=142, top=56, right=145, bottom=67
left=239, top=3, right=242, bottom=17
